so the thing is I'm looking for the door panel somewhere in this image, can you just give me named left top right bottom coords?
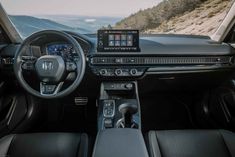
left=0, top=94, right=28, bottom=137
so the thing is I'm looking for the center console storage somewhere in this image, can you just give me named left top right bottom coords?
left=95, top=80, right=147, bottom=156
left=97, top=81, right=141, bottom=130
left=92, top=128, right=149, bottom=157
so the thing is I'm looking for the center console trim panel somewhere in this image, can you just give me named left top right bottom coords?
left=92, top=128, right=149, bottom=157
left=98, top=81, right=141, bottom=130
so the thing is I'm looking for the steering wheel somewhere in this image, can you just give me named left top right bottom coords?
left=14, top=30, right=86, bottom=99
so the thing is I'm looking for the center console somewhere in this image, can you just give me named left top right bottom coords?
left=97, top=81, right=141, bottom=130
left=94, top=30, right=145, bottom=156
left=92, top=128, right=149, bottom=157
left=95, top=80, right=148, bottom=157
left=94, top=81, right=147, bottom=157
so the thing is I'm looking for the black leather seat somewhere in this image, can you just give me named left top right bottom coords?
left=0, top=133, right=88, bottom=157
left=147, top=130, right=235, bottom=157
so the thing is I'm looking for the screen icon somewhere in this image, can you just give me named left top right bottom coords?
left=121, top=35, right=127, bottom=40
left=127, top=35, right=133, bottom=40
left=109, top=35, right=114, bottom=40
left=109, top=40, right=114, bottom=46
left=127, top=40, right=133, bottom=46
left=115, top=35, right=121, bottom=40
left=115, top=40, right=121, bottom=46
left=121, top=40, right=127, bottom=46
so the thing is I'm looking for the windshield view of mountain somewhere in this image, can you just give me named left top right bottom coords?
left=115, top=0, right=234, bottom=36
left=9, top=15, right=121, bottom=38
left=8, top=0, right=234, bottom=37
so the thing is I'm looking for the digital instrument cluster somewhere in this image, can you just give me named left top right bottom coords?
left=46, top=43, right=78, bottom=61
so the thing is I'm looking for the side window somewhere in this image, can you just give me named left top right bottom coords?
left=0, top=25, right=10, bottom=44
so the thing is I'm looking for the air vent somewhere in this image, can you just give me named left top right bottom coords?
left=90, top=56, right=232, bottom=65
left=1, top=57, right=14, bottom=65
left=143, top=57, right=230, bottom=65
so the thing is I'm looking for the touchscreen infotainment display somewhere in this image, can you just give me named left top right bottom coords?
left=97, top=30, right=140, bottom=52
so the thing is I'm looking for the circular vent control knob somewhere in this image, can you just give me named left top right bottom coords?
left=115, top=69, right=123, bottom=76
left=130, top=69, right=138, bottom=76
left=99, top=69, right=108, bottom=75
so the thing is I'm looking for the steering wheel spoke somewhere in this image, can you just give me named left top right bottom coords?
left=40, top=82, right=64, bottom=96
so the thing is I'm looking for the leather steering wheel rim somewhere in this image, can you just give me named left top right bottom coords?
left=14, top=30, right=86, bottom=99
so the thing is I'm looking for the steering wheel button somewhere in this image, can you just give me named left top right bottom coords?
left=43, top=85, right=56, bottom=94
left=66, top=62, right=76, bottom=71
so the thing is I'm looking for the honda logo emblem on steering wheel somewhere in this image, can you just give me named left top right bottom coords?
left=42, top=61, right=53, bottom=71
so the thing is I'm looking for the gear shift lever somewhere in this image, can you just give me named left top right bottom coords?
left=118, top=103, right=138, bottom=128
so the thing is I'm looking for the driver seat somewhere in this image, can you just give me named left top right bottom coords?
left=0, top=133, right=89, bottom=157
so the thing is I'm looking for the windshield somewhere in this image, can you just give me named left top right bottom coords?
left=1, top=0, right=234, bottom=38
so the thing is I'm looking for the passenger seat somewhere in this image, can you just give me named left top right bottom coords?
left=147, top=130, right=235, bottom=157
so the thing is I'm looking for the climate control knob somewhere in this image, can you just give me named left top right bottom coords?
left=115, top=69, right=123, bottom=76
left=130, top=69, right=138, bottom=76
left=99, top=69, right=108, bottom=76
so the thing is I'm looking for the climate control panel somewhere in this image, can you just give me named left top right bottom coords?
left=89, top=55, right=147, bottom=78
left=92, top=67, right=146, bottom=77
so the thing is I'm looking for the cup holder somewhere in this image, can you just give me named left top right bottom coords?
left=116, top=118, right=138, bottom=128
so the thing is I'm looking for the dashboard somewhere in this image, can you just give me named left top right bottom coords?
left=0, top=30, right=235, bottom=81
left=88, top=30, right=235, bottom=78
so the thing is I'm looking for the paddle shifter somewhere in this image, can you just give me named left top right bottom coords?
left=118, top=103, right=138, bottom=128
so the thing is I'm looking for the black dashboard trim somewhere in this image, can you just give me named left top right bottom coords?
left=1, top=33, right=235, bottom=79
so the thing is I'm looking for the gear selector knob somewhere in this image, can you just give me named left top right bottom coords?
left=119, top=103, right=138, bottom=115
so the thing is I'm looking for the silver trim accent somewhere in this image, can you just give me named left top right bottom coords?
left=74, top=97, right=88, bottom=106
